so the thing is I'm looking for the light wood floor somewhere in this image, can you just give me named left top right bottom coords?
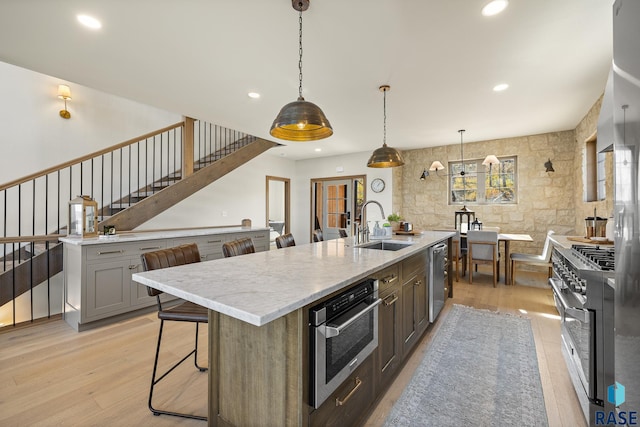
left=0, top=268, right=586, bottom=427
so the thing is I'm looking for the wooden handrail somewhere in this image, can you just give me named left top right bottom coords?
left=0, top=121, right=185, bottom=192
left=0, top=235, right=63, bottom=244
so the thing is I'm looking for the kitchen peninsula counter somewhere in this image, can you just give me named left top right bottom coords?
left=59, top=226, right=270, bottom=331
left=132, top=231, right=454, bottom=327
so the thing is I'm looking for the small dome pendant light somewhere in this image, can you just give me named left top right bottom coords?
left=367, top=85, right=405, bottom=168
left=270, top=0, right=333, bottom=142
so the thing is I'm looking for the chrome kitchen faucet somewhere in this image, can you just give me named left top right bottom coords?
left=356, top=200, right=385, bottom=245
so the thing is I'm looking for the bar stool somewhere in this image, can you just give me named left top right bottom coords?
left=275, top=233, right=296, bottom=249
left=140, top=243, right=208, bottom=421
left=223, top=237, right=255, bottom=257
left=312, top=229, right=324, bottom=242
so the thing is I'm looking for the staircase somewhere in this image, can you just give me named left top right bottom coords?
left=0, top=117, right=279, bottom=326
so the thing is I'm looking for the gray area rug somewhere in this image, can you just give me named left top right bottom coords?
left=384, top=304, right=548, bottom=427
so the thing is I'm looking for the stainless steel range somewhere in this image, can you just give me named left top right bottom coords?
left=549, top=244, right=616, bottom=426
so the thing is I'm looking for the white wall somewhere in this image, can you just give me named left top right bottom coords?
left=292, top=152, right=394, bottom=243
left=137, top=153, right=296, bottom=230
left=268, top=180, right=286, bottom=221
left=0, top=61, right=182, bottom=183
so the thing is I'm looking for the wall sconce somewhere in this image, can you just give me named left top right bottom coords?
left=544, top=159, right=555, bottom=172
left=58, top=84, right=72, bottom=119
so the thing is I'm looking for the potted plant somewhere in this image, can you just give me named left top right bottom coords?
left=387, top=213, right=402, bottom=230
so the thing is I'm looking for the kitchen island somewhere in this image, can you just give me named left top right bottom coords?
left=132, top=230, right=453, bottom=426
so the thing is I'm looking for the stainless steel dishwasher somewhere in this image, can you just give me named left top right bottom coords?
left=429, top=243, right=448, bottom=322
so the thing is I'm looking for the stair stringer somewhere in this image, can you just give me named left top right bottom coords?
left=99, top=137, right=279, bottom=231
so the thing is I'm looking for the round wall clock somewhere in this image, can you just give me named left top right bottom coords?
left=371, top=178, right=385, bottom=193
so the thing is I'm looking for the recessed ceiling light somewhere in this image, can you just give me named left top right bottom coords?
left=248, top=92, right=260, bottom=99
left=314, top=148, right=321, bottom=152
left=77, top=14, right=102, bottom=29
left=493, top=83, right=509, bottom=92
left=481, top=0, right=508, bottom=16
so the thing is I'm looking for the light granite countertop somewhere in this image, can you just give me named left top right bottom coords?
left=549, top=234, right=613, bottom=250
left=59, top=226, right=270, bottom=246
left=132, top=231, right=454, bottom=327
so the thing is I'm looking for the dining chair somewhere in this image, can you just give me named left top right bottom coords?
left=313, top=229, right=324, bottom=242
left=510, top=230, right=555, bottom=285
left=275, top=232, right=296, bottom=249
left=223, top=237, right=256, bottom=257
left=140, top=243, right=208, bottom=421
left=338, top=229, right=348, bottom=238
left=467, top=230, right=500, bottom=287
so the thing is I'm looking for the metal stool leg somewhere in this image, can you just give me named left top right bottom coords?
left=148, top=320, right=207, bottom=421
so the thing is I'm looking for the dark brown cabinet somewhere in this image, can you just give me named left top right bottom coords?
left=401, top=270, right=428, bottom=354
left=309, top=355, right=374, bottom=427
left=309, top=246, right=441, bottom=427
left=400, top=251, right=429, bottom=355
left=377, top=285, right=402, bottom=391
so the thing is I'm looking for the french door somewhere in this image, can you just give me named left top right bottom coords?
left=311, top=176, right=364, bottom=241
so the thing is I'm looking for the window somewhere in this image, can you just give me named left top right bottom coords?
left=449, top=156, right=517, bottom=205
left=585, top=137, right=606, bottom=202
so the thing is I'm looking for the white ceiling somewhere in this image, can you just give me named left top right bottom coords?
left=0, top=0, right=613, bottom=161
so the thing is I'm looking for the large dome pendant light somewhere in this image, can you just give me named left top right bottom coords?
left=270, top=0, right=333, bottom=142
left=367, top=85, right=405, bottom=168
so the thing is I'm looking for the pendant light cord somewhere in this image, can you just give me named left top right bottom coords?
left=459, top=129, right=466, bottom=206
left=383, top=89, right=387, bottom=146
left=298, top=9, right=304, bottom=100
left=459, top=129, right=465, bottom=177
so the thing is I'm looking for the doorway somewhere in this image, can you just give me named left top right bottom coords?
left=311, top=176, right=365, bottom=241
left=266, top=176, right=290, bottom=247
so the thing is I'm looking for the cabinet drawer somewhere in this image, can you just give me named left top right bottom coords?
left=377, top=264, right=400, bottom=292
left=310, top=355, right=374, bottom=427
left=86, top=241, right=166, bottom=261
left=401, top=250, right=427, bottom=280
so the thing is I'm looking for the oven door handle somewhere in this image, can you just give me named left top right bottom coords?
left=323, top=299, right=382, bottom=338
left=549, top=278, right=590, bottom=323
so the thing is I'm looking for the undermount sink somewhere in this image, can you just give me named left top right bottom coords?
left=358, top=241, right=414, bottom=251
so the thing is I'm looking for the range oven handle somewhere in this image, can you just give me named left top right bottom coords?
left=323, top=298, right=382, bottom=338
left=548, top=278, right=590, bottom=323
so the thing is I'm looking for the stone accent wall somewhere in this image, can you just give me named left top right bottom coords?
left=573, top=95, right=614, bottom=235
left=392, top=96, right=613, bottom=271
left=394, top=131, right=577, bottom=258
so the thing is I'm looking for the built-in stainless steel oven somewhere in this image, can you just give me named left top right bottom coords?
left=550, top=245, right=615, bottom=425
left=309, top=278, right=381, bottom=408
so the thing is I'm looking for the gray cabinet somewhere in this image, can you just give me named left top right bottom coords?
left=63, top=228, right=269, bottom=331
left=64, top=240, right=168, bottom=330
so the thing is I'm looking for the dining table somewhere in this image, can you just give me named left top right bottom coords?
left=431, top=229, right=534, bottom=285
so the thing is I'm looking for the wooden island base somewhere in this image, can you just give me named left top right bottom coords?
left=208, top=309, right=306, bottom=426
